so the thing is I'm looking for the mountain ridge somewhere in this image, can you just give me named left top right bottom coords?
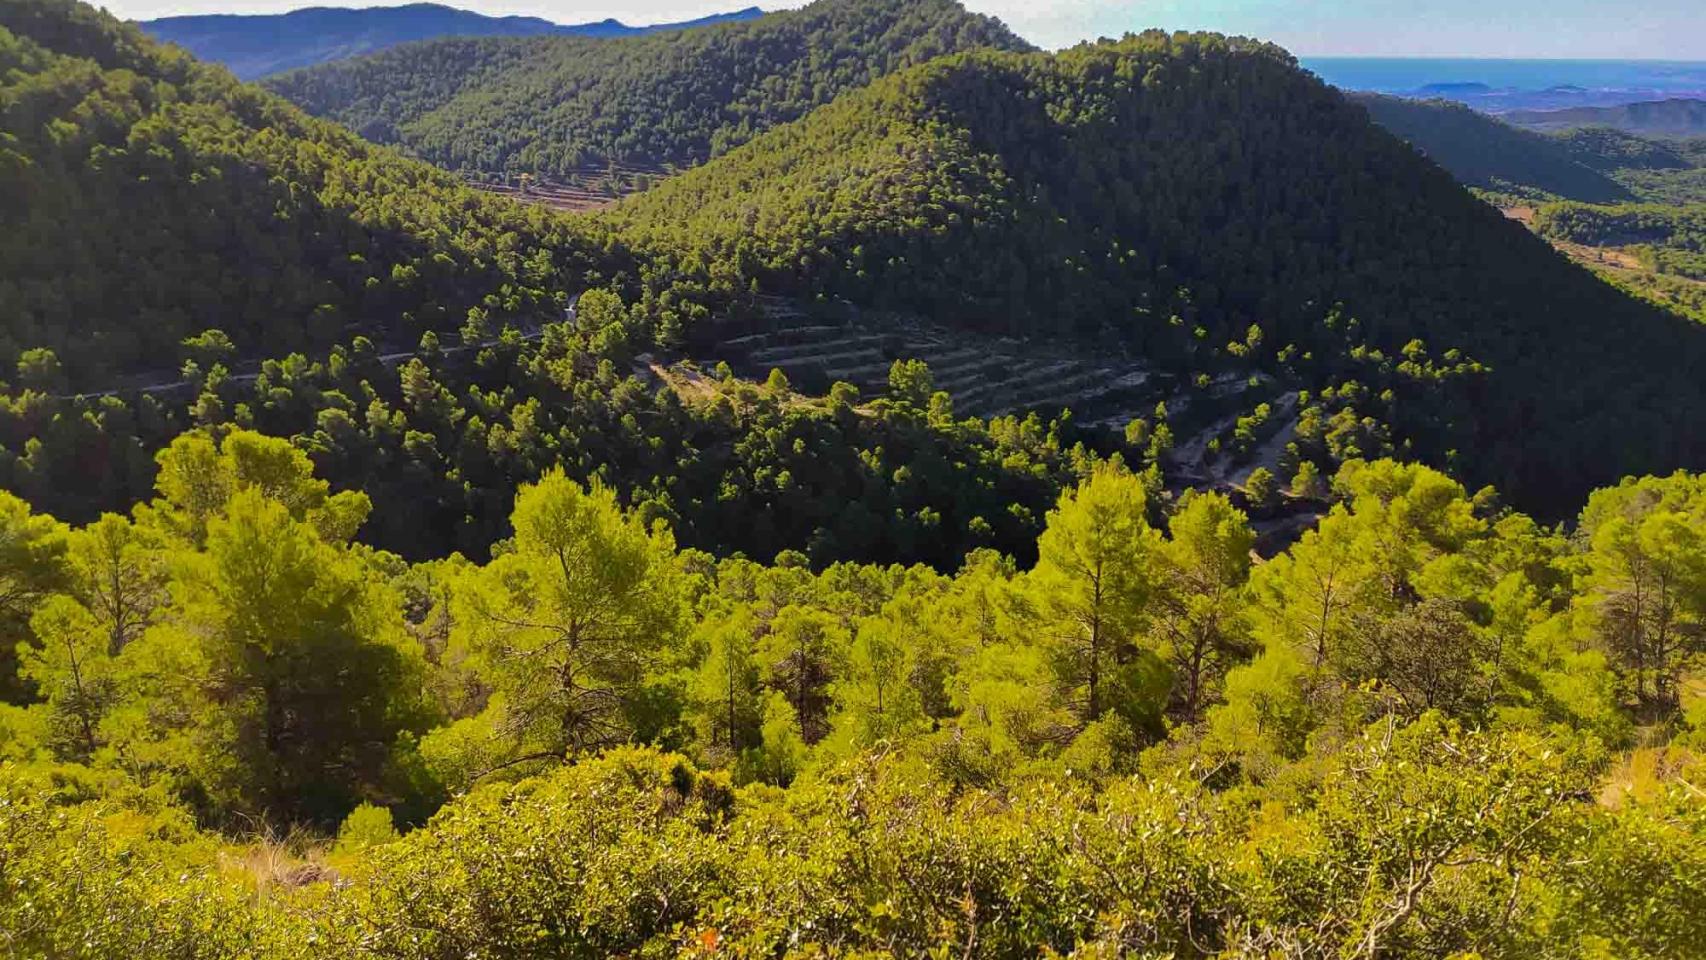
left=140, top=2, right=765, bottom=78
left=263, top=0, right=1031, bottom=175
left=0, top=0, right=615, bottom=388
left=1351, top=93, right=1636, bottom=202
left=1505, top=98, right=1706, bottom=137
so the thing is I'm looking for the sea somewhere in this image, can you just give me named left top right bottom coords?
left=1299, top=58, right=1706, bottom=113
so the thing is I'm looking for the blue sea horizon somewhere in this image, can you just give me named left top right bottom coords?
left=1299, top=57, right=1706, bottom=112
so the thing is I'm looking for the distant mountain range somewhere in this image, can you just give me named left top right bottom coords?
left=1504, top=98, right=1706, bottom=138
left=139, top=2, right=765, bottom=79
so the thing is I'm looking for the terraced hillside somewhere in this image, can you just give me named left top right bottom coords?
left=467, top=162, right=671, bottom=211
left=707, top=298, right=1301, bottom=492
left=713, top=298, right=1169, bottom=424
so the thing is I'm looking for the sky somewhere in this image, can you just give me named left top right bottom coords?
left=100, top=0, right=1706, bottom=60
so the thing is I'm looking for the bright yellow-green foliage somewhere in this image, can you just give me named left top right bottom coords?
left=2, top=723, right=1701, bottom=958
left=2, top=429, right=1704, bottom=957
left=8, top=0, right=1706, bottom=571
left=421, top=470, right=686, bottom=789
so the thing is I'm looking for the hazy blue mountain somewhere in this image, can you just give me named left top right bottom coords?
left=140, top=2, right=763, bottom=79
left=1505, top=99, right=1706, bottom=137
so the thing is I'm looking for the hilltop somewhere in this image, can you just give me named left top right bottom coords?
left=140, top=3, right=763, bottom=79
left=263, top=0, right=1030, bottom=177
left=604, top=33, right=1706, bottom=512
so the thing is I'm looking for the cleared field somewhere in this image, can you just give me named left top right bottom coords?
left=1503, top=206, right=1706, bottom=321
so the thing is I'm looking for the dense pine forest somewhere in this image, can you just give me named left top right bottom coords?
left=1351, top=94, right=1641, bottom=202
left=140, top=4, right=766, bottom=80
left=4, top=433, right=1703, bottom=957
left=2, top=0, right=1704, bottom=956
left=602, top=35, right=1706, bottom=514
left=0, top=0, right=631, bottom=387
left=1362, top=95, right=1706, bottom=206
left=263, top=0, right=1029, bottom=175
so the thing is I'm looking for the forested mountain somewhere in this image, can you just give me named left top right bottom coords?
left=1508, top=97, right=1706, bottom=137
left=2, top=2, right=1703, bottom=952
left=263, top=0, right=1030, bottom=175
left=605, top=34, right=1706, bottom=515
left=141, top=3, right=764, bottom=80
left=0, top=0, right=623, bottom=389
left=1554, top=126, right=1701, bottom=175
left=1354, top=94, right=1706, bottom=322
left=1531, top=200, right=1706, bottom=321
left=0, top=0, right=1089, bottom=569
left=11, top=0, right=1706, bottom=540
left=1352, top=93, right=1635, bottom=201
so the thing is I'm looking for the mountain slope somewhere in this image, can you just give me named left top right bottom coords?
left=0, top=0, right=1089, bottom=571
left=1351, top=94, right=1634, bottom=202
left=605, top=34, right=1706, bottom=513
left=0, top=0, right=611, bottom=388
left=1507, top=98, right=1706, bottom=137
left=141, top=3, right=763, bottom=80
left=264, top=0, right=1030, bottom=177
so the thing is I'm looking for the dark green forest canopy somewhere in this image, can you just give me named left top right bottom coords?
left=0, top=0, right=627, bottom=388
left=603, top=34, right=1706, bottom=516
left=0, top=0, right=1082, bottom=570
left=1506, top=97, right=1706, bottom=137
left=1353, top=95, right=1706, bottom=205
left=7, top=0, right=1706, bottom=555
left=262, top=0, right=1030, bottom=175
left=1351, top=93, right=1636, bottom=202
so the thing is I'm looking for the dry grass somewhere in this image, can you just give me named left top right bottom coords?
left=217, top=825, right=338, bottom=898
left=1597, top=744, right=1705, bottom=809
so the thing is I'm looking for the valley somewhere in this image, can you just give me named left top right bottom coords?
left=1503, top=204, right=1706, bottom=321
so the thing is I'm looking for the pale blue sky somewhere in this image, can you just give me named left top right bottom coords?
left=106, top=0, right=1706, bottom=60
